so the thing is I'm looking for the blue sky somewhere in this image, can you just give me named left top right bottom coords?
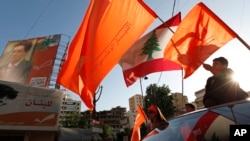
left=1, top=0, right=250, bottom=112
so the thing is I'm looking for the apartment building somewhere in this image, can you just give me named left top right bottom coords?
left=59, top=94, right=81, bottom=125
left=96, top=106, right=127, bottom=132
left=127, top=94, right=144, bottom=129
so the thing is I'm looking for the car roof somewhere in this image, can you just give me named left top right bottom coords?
left=143, top=99, right=250, bottom=141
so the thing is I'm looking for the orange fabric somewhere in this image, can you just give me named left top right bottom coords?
left=131, top=106, right=147, bottom=141
left=164, top=2, right=237, bottom=78
left=148, top=105, right=157, bottom=113
left=0, top=112, right=58, bottom=126
left=57, top=0, right=157, bottom=111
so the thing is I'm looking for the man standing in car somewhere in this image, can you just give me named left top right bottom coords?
left=202, top=57, right=248, bottom=108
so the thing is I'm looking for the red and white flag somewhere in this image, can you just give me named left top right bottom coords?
left=119, top=13, right=182, bottom=87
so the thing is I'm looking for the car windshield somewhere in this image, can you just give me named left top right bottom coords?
left=143, top=100, right=250, bottom=141
left=212, top=101, right=250, bottom=124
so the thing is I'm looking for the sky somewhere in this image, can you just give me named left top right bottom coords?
left=1, top=0, right=250, bottom=112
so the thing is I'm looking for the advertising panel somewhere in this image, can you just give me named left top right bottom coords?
left=0, top=80, right=63, bottom=131
left=0, top=34, right=61, bottom=87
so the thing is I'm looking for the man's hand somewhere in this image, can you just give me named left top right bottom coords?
left=203, top=64, right=217, bottom=75
left=203, top=63, right=212, bottom=71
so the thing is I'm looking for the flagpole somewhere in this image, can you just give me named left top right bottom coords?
left=236, top=35, right=250, bottom=51
left=172, top=0, right=176, bottom=17
left=157, top=12, right=184, bottom=108
left=139, top=77, right=144, bottom=108
left=181, top=68, right=184, bottom=108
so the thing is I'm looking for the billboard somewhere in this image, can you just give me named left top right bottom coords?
left=0, top=34, right=61, bottom=87
left=0, top=80, right=63, bottom=131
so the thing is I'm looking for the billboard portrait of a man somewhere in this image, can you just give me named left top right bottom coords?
left=0, top=40, right=35, bottom=84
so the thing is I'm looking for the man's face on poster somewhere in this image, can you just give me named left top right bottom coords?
left=9, top=45, right=26, bottom=64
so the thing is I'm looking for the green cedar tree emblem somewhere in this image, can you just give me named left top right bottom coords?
left=140, top=30, right=161, bottom=61
left=36, top=38, right=57, bottom=50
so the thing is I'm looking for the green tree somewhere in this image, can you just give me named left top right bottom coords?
left=140, top=30, right=161, bottom=60
left=144, top=83, right=175, bottom=119
left=79, top=112, right=91, bottom=128
left=141, top=83, right=175, bottom=138
left=102, top=124, right=114, bottom=140
left=61, top=113, right=81, bottom=128
left=60, top=112, right=91, bottom=128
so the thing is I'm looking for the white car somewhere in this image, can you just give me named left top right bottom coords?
left=142, top=99, right=250, bottom=141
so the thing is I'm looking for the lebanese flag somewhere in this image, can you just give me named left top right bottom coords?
left=131, top=105, right=147, bottom=141
left=56, top=0, right=157, bottom=111
left=119, top=13, right=182, bottom=87
left=164, top=2, right=237, bottom=78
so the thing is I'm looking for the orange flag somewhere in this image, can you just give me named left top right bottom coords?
left=57, top=0, right=157, bottom=111
left=164, top=2, right=237, bottom=78
left=131, top=105, right=147, bottom=141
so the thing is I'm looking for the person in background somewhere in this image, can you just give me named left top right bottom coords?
left=202, top=57, right=248, bottom=108
left=147, top=105, right=168, bottom=132
left=0, top=41, right=33, bottom=84
left=185, top=103, right=195, bottom=113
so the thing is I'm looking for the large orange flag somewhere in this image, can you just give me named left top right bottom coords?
left=164, top=2, right=237, bottom=78
left=57, top=0, right=157, bottom=111
left=131, top=105, right=147, bottom=141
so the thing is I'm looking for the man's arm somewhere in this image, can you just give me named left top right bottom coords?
left=203, top=64, right=216, bottom=75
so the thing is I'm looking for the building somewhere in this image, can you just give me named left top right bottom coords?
left=128, top=94, right=143, bottom=129
left=129, top=94, right=144, bottom=112
left=194, top=89, right=250, bottom=110
left=127, top=110, right=136, bottom=129
left=0, top=80, right=63, bottom=141
left=59, top=94, right=81, bottom=126
left=172, top=92, right=188, bottom=116
left=96, top=106, right=127, bottom=132
left=194, top=88, right=205, bottom=109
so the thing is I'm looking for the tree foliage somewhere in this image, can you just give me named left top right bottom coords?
left=60, top=112, right=90, bottom=128
left=60, top=113, right=81, bottom=128
left=102, top=124, right=115, bottom=140
left=143, top=83, right=175, bottom=119
left=141, top=83, right=175, bottom=138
